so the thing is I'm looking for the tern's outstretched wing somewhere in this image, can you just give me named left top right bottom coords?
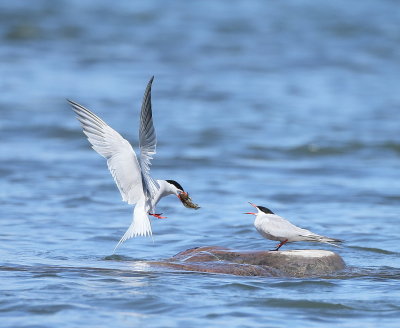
left=138, top=76, right=160, bottom=199
left=68, top=99, right=144, bottom=205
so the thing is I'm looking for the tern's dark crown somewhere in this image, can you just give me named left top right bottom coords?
left=258, top=206, right=274, bottom=214
left=166, top=180, right=184, bottom=191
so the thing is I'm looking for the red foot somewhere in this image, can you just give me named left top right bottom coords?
left=272, top=239, right=288, bottom=251
left=149, top=213, right=167, bottom=219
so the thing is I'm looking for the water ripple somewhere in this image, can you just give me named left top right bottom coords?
left=253, top=298, right=353, bottom=310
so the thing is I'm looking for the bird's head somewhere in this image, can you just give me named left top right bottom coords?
left=166, top=179, right=184, bottom=196
left=166, top=180, right=200, bottom=209
left=244, top=202, right=274, bottom=215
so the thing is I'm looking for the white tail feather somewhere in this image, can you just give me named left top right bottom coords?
left=301, top=234, right=343, bottom=248
left=320, top=239, right=342, bottom=248
left=114, top=205, right=152, bottom=252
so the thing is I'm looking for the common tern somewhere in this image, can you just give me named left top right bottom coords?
left=68, top=76, right=199, bottom=250
left=245, top=203, right=342, bottom=250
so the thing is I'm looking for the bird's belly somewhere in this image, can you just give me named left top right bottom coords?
left=256, top=227, right=285, bottom=242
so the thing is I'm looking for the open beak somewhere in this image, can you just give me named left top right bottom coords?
left=244, top=202, right=257, bottom=215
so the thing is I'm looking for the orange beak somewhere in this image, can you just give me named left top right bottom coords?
left=244, top=202, right=257, bottom=215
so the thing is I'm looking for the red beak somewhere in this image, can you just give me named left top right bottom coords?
left=244, top=202, right=257, bottom=215
left=248, top=202, right=258, bottom=208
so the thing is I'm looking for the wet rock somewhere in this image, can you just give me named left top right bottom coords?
left=152, top=246, right=345, bottom=277
left=155, top=261, right=280, bottom=276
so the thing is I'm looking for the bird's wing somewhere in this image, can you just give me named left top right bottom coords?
left=271, top=215, right=342, bottom=246
left=263, top=215, right=309, bottom=240
left=69, top=99, right=144, bottom=205
left=298, top=231, right=343, bottom=247
left=138, top=76, right=160, bottom=199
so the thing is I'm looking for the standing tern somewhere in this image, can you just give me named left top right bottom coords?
left=245, top=203, right=342, bottom=250
left=68, top=76, right=199, bottom=250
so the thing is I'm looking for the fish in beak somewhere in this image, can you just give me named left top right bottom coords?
left=178, top=192, right=200, bottom=209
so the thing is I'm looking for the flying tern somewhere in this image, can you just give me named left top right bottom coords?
left=245, top=203, right=342, bottom=250
left=68, top=76, right=199, bottom=250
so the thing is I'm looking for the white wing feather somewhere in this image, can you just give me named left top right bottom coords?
left=69, top=77, right=162, bottom=246
left=257, top=214, right=342, bottom=246
left=139, top=76, right=160, bottom=199
left=68, top=100, right=144, bottom=205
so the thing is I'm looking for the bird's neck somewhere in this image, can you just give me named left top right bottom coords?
left=151, top=180, right=176, bottom=205
left=255, top=213, right=269, bottom=224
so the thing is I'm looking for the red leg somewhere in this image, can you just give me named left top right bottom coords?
left=273, top=239, right=288, bottom=251
left=149, top=213, right=167, bottom=219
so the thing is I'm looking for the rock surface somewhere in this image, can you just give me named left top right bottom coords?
left=151, top=246, right=345, bottom=277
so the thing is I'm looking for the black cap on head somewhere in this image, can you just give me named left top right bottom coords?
left=257, top=206, right=274, bottom=214
left=166, top=180, right=184, bottom=191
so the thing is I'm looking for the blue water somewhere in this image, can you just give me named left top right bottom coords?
left=1, top=0, right=400, bottom=327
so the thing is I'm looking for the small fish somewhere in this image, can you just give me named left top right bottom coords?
left=179, top=192, right=200, bottom=209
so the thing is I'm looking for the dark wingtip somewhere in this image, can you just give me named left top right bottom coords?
left=66, top=99, right=80, bottom=108
left=66, top=99, right=79, bottom=111
left=144, top=76, right=154, bottom=95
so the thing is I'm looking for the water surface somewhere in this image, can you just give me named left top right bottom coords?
left=1, top=0, right=400, bottom=327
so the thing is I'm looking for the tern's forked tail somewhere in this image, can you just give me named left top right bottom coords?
left=114, top=205, right=152, bottom=252
left=302, top=234, right=343, bottom=248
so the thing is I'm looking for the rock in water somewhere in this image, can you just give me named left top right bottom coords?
left=152, top=246, right=345, bottom=277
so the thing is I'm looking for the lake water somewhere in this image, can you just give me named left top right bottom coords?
left=1, top=0, right=400, bottom=327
